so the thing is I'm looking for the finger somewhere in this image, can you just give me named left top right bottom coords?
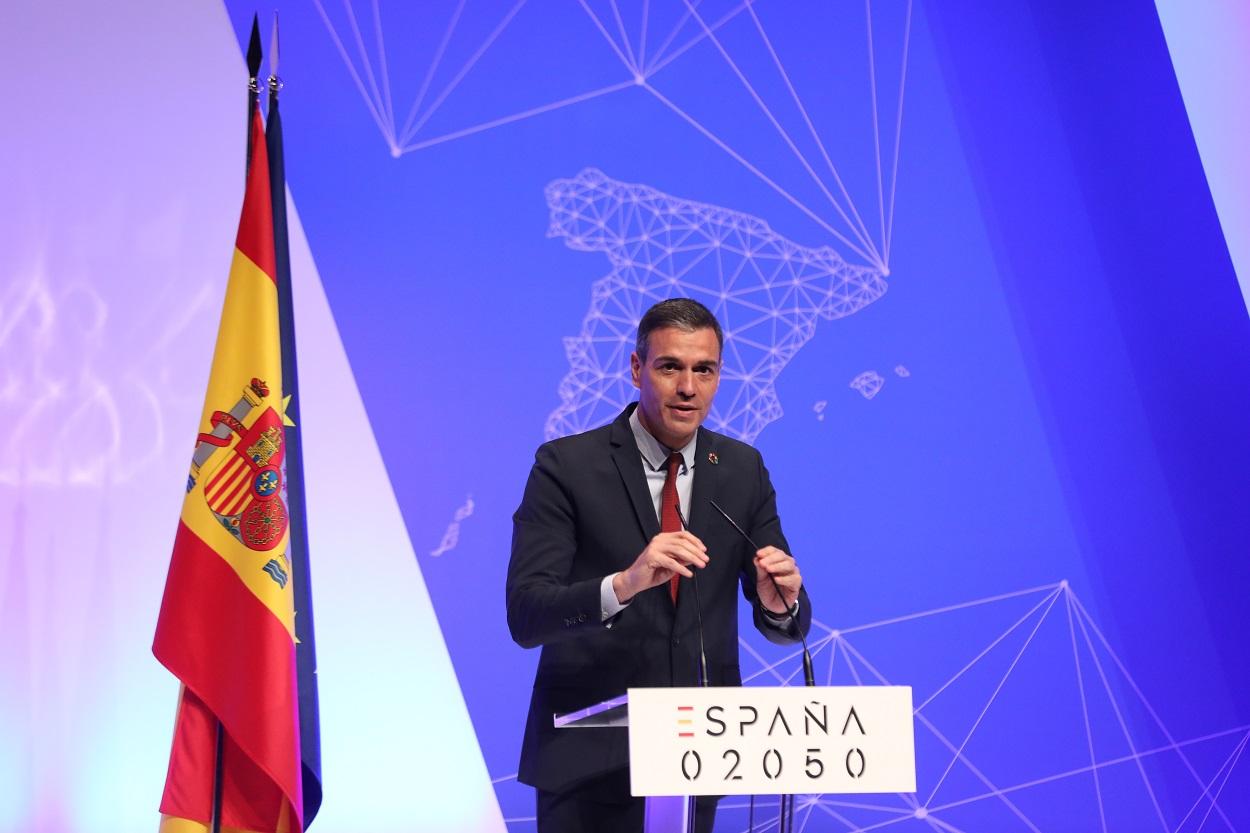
left=666, top=540, right=711, bottom=566
left=770, top=579, right=800, bottom=598
left=755, top=553, right=795, bottom=574
left=776, top=572, right=801, bottom=589
left=658, top=553, right=695, bottom=578
left=672, top=530, right=708, bottom=551
left=659, top=530, right=704, bottom=548
left=652, top=548, right=696, bottom=574
left=646, top=537, right=705, bottom=567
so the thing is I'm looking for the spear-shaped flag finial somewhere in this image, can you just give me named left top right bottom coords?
left=247, top=13, right=263, bottom=83
left=268, top=12, right=282, bottom=96
left=245, top=13, right=263, bottom=176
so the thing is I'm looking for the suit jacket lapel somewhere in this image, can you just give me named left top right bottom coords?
left=609, top=408, right=660, bottom=542
left=688, top=427, right=719, bottom=546
left=678, top=427, right=720, bottom=624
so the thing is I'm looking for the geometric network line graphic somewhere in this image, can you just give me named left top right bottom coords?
left=850, top=369, right=886, bottom=400
left=429, top=493, right=476, bottom=557
left=726, top=582, right=1250, bottom=833
left=314, top=0, right=912, bottom=271
left=544, top=168, right=888, bottom=442
left=490, top=582, right=1250, bottom=831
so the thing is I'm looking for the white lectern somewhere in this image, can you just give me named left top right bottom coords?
left=556, top=686, right=916, bottom=833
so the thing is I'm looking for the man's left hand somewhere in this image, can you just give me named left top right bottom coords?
left=754, top=546, right=801, bottom=615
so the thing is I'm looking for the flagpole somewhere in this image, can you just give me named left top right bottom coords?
left=267, top=11, right=325, bottom=827
left=210, top=722, right=224, bottom=833
left=207, top=18, right=265, bottom=833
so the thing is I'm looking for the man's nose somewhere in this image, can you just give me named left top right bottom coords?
left=676, top=371, right=696, bottom=396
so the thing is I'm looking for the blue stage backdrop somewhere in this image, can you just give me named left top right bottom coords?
left=1, top=1, right=1247, bottom=831
left=210, top=0, right=1250, bottom=829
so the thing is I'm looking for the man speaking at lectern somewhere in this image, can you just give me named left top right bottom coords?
left=507, top=298, right=813, bottom=832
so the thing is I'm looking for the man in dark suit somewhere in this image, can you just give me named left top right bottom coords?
left=507, top=298, right=812, bottom=832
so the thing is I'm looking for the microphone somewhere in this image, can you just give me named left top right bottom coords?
left=708, top=499, right=815, bottom=687
left=674, top=501, right=710, bottom=688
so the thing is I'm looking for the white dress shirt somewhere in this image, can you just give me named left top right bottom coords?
left=598, top=409, right=697, bottom=619
left=598, top=410, right=796, bottom=628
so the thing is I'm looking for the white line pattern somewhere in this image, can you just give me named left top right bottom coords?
left=543, top=169, right=887, bottom=443
left=314, top=1, right=912, bottom=269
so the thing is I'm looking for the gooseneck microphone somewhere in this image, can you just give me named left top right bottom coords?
left=673, top=502, right=710, bottom=688
left=708, top=499, right=816, bottom=688
left=673, top=500, right=709, bottom=833
left=710, top=500, right=810, bottom=833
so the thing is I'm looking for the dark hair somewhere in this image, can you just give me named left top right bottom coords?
left=635, top=298, right=724, bottom=359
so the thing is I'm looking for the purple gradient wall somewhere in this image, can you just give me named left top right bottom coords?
left=0, top=2, right=500, bottom=831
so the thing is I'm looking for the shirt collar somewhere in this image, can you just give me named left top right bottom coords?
left=629, top=406, right=698, bottom=473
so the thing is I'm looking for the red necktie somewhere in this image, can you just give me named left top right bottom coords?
left=660, top=452, right=683, bottom=604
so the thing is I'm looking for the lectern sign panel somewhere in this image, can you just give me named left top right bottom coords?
left=627, top=686, right=916, bottom=797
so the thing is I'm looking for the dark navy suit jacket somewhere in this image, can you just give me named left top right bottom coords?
left=506, top=404, right=813, bottom=793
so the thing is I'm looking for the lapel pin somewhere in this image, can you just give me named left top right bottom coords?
left=707, top=452, right=719, bottom=465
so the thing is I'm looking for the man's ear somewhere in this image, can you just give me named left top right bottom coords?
left=630, top=351, right=642, bottom=389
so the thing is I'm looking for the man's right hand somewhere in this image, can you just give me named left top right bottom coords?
left=612, top=531, right=710, bottom=604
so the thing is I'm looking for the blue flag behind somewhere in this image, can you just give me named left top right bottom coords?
left=267, top=72, right=324, bottom=828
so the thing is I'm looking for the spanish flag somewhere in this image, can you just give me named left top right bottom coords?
left=153, top=102, right=303, bottom=833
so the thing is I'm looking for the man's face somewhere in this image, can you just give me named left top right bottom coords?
left=631, top=326, right=721, bottom=449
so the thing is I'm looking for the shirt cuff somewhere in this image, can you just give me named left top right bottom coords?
left=761, top=598, right=800, bottom=629
left=601, top=573, right=631, bottom=621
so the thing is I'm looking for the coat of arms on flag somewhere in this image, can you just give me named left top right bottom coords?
left=197, top=383, right=290, bottom=553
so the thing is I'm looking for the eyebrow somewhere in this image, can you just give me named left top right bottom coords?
left=652, top=354, right=720, bottom=368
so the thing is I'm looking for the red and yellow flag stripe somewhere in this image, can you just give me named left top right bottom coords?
left=154, top=104, right=302, bottom=833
